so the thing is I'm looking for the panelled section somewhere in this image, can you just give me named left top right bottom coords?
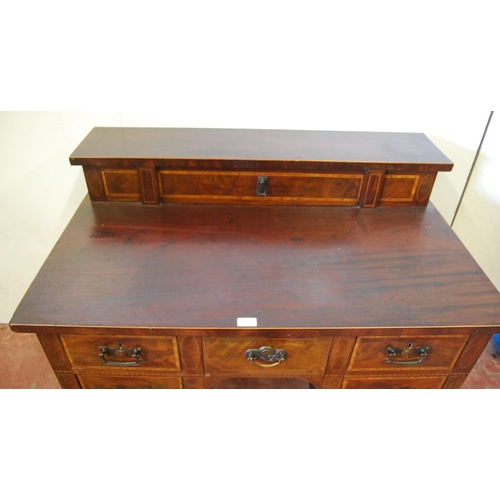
left=158, top=171, right=364, bottom=206
left=70, top=128, right=453, bottom=207
left=72, top=128, right=451, bottom=207
left=45, top=330, right=480, bottom=389
left=82, top=165, right=438, bottom=207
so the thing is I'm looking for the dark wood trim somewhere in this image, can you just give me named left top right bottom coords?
left=139, top=164, right=159, bottom=204
left=360, top=169, right=384, bottom=208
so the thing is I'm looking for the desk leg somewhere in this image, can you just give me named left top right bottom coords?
left=36, top=334, right=80, bottom=389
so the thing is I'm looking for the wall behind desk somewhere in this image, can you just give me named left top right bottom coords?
left=452, top=112, right=500, bottom=292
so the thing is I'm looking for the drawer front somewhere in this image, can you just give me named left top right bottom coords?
left=348, top=335, right=468, bottom=372
left=379, top=175, right=420, bottom=205
left=158, top=171, right=363, bottom=206
left=60, top=335, right=180, bottom=371
left=203, top=337, right=331, bottom=375
left=78, top=375, right=182, bottom=389
left=102, top=169, right=141, bottom=201
left=343, top=375, right=447, bottom=389
left=209, top=377, right=313, bottom=389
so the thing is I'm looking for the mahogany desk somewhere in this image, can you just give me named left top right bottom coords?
left=10, top=128, right=500, bottom=388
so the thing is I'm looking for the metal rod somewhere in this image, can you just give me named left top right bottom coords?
left=451, top=111, right=494, bottom=227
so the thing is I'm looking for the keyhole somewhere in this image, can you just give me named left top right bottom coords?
left=402, top=343, right=413, bottom=358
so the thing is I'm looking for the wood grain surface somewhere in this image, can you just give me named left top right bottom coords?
left=10, top=196, right=500, bottom=332
left=70, top=127, right=453, bottom=168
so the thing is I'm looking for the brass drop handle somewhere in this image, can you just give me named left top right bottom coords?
left=385, top=343, right=429, bottom=365
left=99, top=342, right=142, bottom=366
left=256, top=176, right=268, bottom=196
left=245, top=346, right=287, bottom=368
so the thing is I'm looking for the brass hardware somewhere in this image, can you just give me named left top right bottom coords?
left=245, top=346, right=287, bottom=367
left=256, top=176, right=268, bottom=196
left=99, top=342, right=142, bottom=366
left=385, top=343, right=429, bottom=366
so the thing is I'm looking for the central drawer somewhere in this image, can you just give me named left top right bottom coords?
left=60, top=335, right=180, bottom=372
left=203, top=337, right=331, bottom=376
left=158, top=170, right=364, bottom=206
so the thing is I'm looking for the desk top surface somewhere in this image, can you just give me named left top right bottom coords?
left=70, top=128, right=453, bottom=168
left=10, top=197, right=500, bottom=332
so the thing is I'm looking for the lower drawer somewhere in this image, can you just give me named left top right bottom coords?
left=203, top=337, right=331, bottom=375
left=209, top=377, right=314, bottom=389
left=78, top=375, right=182, bottom=389
left=343, top=375, right=448, bottom=389
left=60, top=335, right=180, bottom=371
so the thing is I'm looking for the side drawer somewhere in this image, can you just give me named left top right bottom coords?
left=60, top=335, right=180, bottom=371
left=158, top=170, right=364, bottom=206
left=78, top=374, right=183, bottom=389
left=203, top=337, right=331, bottom=376
left=348, top=335, right=469, bottom=372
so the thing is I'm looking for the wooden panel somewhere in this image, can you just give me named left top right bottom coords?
left=60, top=335, right=180, bottom=371
left=138, top=166, right=159, bottom=204
left=102, top=169, right=141, bottom=201
left=83, top=167, right=106, bottom=201
left=415, top=173, right=437, bottom=205
left=360, top=170, right=383, bottom=208
left=326, top=336, right=356, bottom=375
left=209, top=377, right=314, bottom=389
left=78, top=374, right=182, bottom=389
left=268, top=173, right=362, bottom=204
left=159, top=171, right=255, bottom=199
left=159, top=171, right=363, bottom=205
left=179, top=336, right=204, bottom=374
left=380, top=174, right=420, bottom=204
left=323, top=377, right=343, bottom=389
left=203, top=337, right=331, bottom=376
left=55, top=373, right=81, bottom=389
left=36, top=333, right=72, bottom=372
left=182, top=377, right=204, bottom=389
left=343, top=375, right=447, bottom=389
left=348, top=335, right=468, bottom=372
left=454, top=334, right=491, bottom=372
left=443, top=374, right=468, bottom=389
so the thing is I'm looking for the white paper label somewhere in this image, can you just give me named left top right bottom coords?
left=237, top=317, right=257, bottom=327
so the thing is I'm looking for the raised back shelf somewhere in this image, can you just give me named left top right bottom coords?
left=70, top=128, right=453, bottom=208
